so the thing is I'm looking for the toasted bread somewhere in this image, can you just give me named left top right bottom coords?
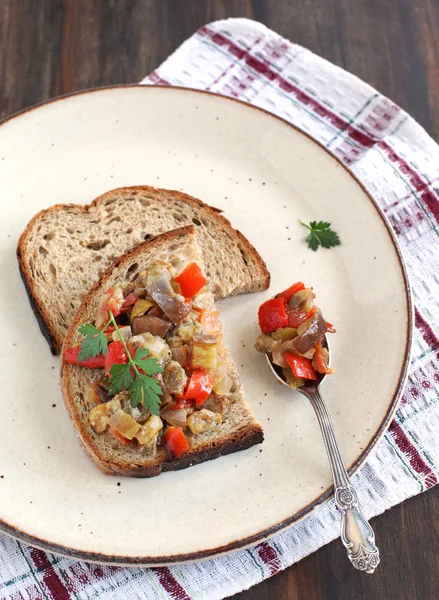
left=61, top=225, right=263, bottom=477
left=17, top=186, right=270, bottom=354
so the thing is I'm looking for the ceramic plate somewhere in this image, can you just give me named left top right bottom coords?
left=0, top=86, right=412, bottom=565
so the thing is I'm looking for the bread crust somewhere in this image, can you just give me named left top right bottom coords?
left=61, top=226, right=263, bottom=477
left=17, top=186, right=270, bottom=354
left=17, top=239, right=59, bottom=353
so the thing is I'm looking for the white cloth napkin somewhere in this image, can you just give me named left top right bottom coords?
left=2, top=17, right=439, bottom=600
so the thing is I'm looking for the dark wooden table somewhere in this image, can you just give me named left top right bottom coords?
left=1, top=1, right=439, bottom=598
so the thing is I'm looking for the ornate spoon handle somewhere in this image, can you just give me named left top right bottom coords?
left=305, top=388, right=380, bottom=573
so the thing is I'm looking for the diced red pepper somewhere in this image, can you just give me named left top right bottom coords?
left=278, top=281, right=305, bottom=303
left=109, top=428, right=131, bottom=446
left=122, top=293, right=137, bottom=308
left=326, top=321, right=336, bottom=333
left=258, top=297, right=289, bottom=334
left=313, top=342, right=335, bottom=375
left=164, top=426, right=190, bottom=459
left=103, top=324, right=116, bottom=342
left=307, top=306, right=317, bottom=318
left=287, top=309, right=309, bottom=328
left=184, top=371, right=214, bottom=405
left=105, top=341, right=128, bottom=375
left=64, top=346, right=106, bottom=369
left=285, top=353, right=317, bottom=380
left=175, top=263, right=207, bottom=299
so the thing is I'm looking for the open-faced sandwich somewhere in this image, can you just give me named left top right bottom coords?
left=61, top=225, right=263, bottom=477
left=17, top=185, right=270, bottom=354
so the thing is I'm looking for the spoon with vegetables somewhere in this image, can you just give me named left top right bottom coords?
left=255, top=282, right=380, bottom=574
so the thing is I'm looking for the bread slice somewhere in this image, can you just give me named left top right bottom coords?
left=17, top=186, right=270, bottom=354
left=61, top=225, right=263, bottom=477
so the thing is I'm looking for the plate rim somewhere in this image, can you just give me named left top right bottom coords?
left=0, top=84, right=414, bottom=565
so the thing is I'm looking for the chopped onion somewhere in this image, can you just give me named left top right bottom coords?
left=293, top=310, right=327, bottom=354
left=112, top=325, right=132, bottom=342
left=146, top=269, right=191, bottom=324
left=107, top=409, right=141, bottom=440
left=129, top=332, right=171, bottom=364
left=213, top=374, right=233, bottom=396
left=193, top=334, right=218, bottom=345
left=288, top=288, right=314, bottom=309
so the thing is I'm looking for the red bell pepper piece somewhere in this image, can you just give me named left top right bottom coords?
left=307, top=306, right=317, bottom=318
left=313, top=342, right=335, bottom=375
left=103, top=324, right=116, bottom=342
left=164, top=426, right=190, bottom=459
left=326, top=321, right=336, bottom=333
left=105, top=341, right=128, bottom=375
left=122, top=293, right=137, bottom=308
left=175, top=263, right=207, bottom=298
left=285, top=353, right=317, bottom=380
left=258, top=297, right=289, bottom=334
left=103, top=325, right=116, bottom=342
left=184, top=371, right=214, bottom=405
left=64, top=346, right=106, bottom=368
left=109, top=428, right=131, bottom=446
left=278, top=281, right=305, bottom=303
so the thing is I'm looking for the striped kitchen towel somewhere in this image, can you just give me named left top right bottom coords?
left=2, top=17, right=439, bottom=600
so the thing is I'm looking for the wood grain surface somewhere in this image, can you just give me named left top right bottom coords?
left=1, top=1, right=438, bottom=599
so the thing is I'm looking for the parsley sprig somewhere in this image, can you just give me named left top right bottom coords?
left=300, top=220, right=341, bottom=251
left=77, top=311, right=163, bottom=415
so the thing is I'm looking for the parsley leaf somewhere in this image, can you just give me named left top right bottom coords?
left=107, top=347, right=163, bottom=413
left=108, top=363, right=134, bottom=396
left=129, top=373, right=163, bottom=415
left=77, top=323, right=108, bottom=362
left=77, top=311, right=164, bottom=413
left=131, top=347, right=164, bottom=375
left=129, top=348, right=163, bottom=413
left=300, top=220, right=341, bottom=251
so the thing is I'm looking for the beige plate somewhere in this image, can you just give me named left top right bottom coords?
left=0, top=86, right=412, bottom=565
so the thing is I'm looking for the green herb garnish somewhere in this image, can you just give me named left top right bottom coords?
left=77, top=311, right=163, bottom=414
left=300, top=220, right=341, bottom=251
left=108, top=347, right=163, bottom=414
left=77, top=323, right=109, bottom=362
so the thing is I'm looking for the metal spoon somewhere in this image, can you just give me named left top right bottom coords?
left=266, top=339, right=380, bottom=573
